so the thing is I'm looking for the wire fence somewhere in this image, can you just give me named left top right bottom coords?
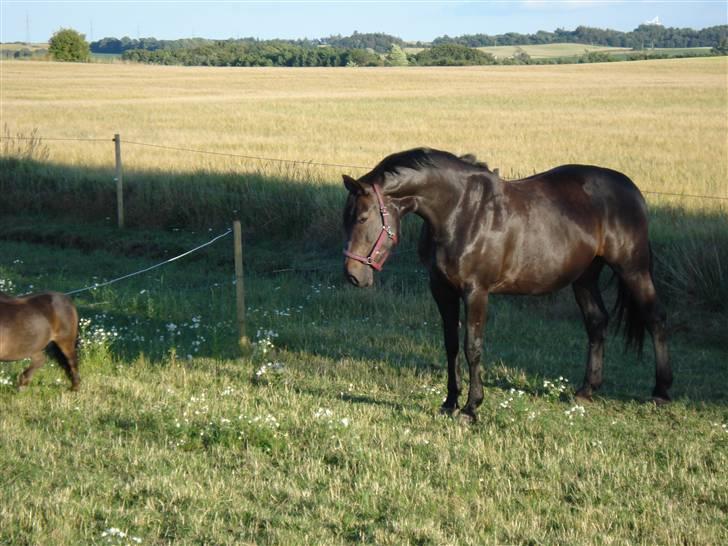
left=2, top=132, right=727, bottom=201
left=3, top=131, right=726, bottom=298
left=0, top=133, right=371, bottom=172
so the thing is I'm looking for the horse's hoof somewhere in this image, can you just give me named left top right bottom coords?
left=575, top=389, right=593, bottom=403
left=440, top=403, right=460, bottom=416
left=651, top=389, right=671, bottom=406
left=69, top=384, right=80, bottom=392
left=457, top=408, right=478, bottom=424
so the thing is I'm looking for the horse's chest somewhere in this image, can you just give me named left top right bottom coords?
left=433, top=245, right=498, bottom=290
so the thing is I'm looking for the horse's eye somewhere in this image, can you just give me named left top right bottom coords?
left=358, top=217, right=368, bottom=224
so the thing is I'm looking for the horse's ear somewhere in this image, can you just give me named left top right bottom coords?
left=342, top=174, right=364, bottom=195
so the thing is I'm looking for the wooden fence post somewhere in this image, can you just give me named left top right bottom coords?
left=114, top=133, right=124, bottom=228
left=233, top=220, right=249, bottom=351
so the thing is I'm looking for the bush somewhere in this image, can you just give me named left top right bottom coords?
left=49, top=28, right=89, bottom=62
left=385, top=44, right=409, bottom=66
left=414, top=44, right=496, bottom=66
left=578, top=50, right=615, bottom=63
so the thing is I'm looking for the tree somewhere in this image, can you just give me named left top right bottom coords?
left=346, top=48, right=382, bottom=67
left=711, top=37, right=728, bottom=55
left=385, top=44, right=408, bottom=66
left=512, top=47, right=532, bottom=64
left=49, top=28, right=89, bottom=62
left=414, top=44, right=495, bottom=66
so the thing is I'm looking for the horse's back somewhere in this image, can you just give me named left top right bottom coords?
left=515, top=164, right=642, bottom=202
left=509, top=164, right=647, bottom=230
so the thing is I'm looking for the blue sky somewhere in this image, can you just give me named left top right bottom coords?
left=2, top=1, right=726, bottom=44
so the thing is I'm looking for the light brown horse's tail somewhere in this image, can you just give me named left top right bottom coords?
left=613, top=244, right=654, bottom=357
left=47, top=293, right=80, bottom=387
left=46, top=341, right=72, bottom=369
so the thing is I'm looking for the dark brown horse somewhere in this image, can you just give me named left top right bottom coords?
left=0, top=291, right=80, bottom=390
left=343, top=148, right=671, bottom=421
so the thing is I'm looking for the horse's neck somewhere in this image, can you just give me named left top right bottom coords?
left=393, top=172, right=475, bottom=236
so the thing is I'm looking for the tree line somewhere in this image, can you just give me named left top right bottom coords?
left=432, top=24, right=726, bottom=49
left=91, top=32, right=406, bottom=55
left=120, top=42, right=385, bottom=67
left=40, top=24, right=727, bottom=66
left=91, top=25, right=726, bottom=57
left=119, top=41, right=504, bottom=67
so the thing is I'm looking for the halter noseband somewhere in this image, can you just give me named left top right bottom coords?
left=344, top=184, right=398, bottom=271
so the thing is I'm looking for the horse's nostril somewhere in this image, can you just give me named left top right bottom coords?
left=347, top=274, right=360, bottom=287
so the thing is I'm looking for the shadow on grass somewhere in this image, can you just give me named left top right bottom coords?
left=1, top=158, right=726, bottom=405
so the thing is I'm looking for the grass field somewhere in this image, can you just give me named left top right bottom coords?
left=0, top=58, right=727, bottom=544
left=0, top=43, right=48, bottom=52
left=474, top=44, right=712, bottom=60
left=0, top=218, right=726, bottom=545
left=404, top=43, right=634, bottom=58
left=478, top=43, right=630, bottom=58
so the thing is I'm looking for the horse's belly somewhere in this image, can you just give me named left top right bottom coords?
left=491, top=246, right=596, bottom=295
left=491, top=274, right=574, bottom=295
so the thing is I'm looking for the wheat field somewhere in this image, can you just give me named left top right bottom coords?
left=2, top=58, right=726, bottom=205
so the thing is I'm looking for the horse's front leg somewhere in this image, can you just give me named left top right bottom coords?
left=430, top=272, right=461, bottom=414
left=461, top=288, right=489, bottom=422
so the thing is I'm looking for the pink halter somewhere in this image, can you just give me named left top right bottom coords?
left=344, top=184, right=398, bottom=271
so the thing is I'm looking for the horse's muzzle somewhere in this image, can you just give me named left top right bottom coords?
left=344, top=263, right=374, bottom=288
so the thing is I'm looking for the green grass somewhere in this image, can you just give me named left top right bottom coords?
left=1, top=214, right=726, bottom=545
left=90, top=52, right=123, bottom=63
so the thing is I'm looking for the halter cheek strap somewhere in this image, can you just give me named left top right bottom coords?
left=344, top=184, right=398, bottom=271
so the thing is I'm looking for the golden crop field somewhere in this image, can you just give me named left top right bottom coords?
left=1, top=58, right=726, bottom=205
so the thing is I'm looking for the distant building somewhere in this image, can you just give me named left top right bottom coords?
left=644, top=16, right=663, bottom=26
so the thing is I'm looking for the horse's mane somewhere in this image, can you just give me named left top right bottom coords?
left=367, top=147, right=491, bottom=182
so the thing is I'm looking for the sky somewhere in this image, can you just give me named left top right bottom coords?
left=1, top=1, right=726, bottom=44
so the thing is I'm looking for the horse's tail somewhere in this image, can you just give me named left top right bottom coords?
left=46, top=341, right=72, bottom=370
left=613, top=245, right=653, bottom=357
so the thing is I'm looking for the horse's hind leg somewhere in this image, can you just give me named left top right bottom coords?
left=53, top=340, right=80, bottom=391
left=618, top=270, right=672, bottom=402
left=18, top=352, right=46, bottom=389
left=572, top=259, right=608, bottom=401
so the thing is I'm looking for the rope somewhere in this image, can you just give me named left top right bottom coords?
left=63, top=229, right=232, bottom=296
